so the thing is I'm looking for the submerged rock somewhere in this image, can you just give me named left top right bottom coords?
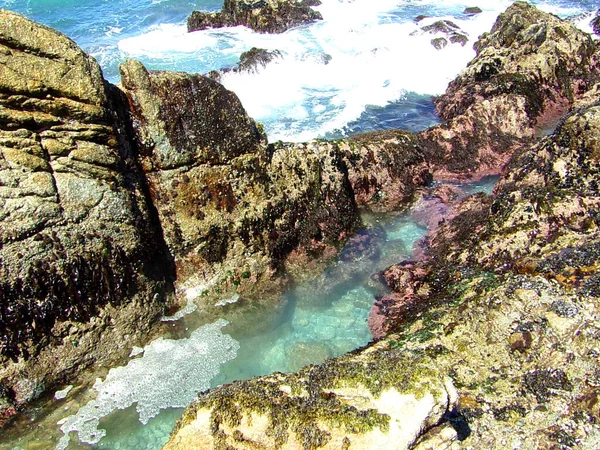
left=207, top=47, right=284, bottom=83
left=0, top=9, right=172, bottom=418
left=187, top=0, right=323, bottom=34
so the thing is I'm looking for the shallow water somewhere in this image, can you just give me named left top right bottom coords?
left=0, top=178, right=499, bottom=450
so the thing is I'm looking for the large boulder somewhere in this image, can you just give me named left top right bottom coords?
left=187, top=0, right=323, bottom=34
left=119, top=60, right=362, bottom=302
left=419, top=1, right=600, bottom=181
left=0, top=10, right=172, bottom=419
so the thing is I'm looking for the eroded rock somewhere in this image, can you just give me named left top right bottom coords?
left=0, top=10, right=172, bottom=419
left=420, top=1, right=600, bottom=181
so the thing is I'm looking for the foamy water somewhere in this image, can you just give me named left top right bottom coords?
left=113, top=0, right=598, bottom=141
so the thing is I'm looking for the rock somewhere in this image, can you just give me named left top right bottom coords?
left=236, top=47, right=283, bottom=73
left=208, top=47, right=283, bottom=83
left=419, top=1, right=600, bottom=181
left=187, top=0, right=323, bottom=34
left=419, top=20, right=469, bottom=47
left=463, top=7, right=483, bottom=16
left=431, top=37, right=447, bottom=50
left=119, top=60, right=362, bottom=300
left=343, top=130, right=431, bottom=212
left=165, top=342, right=458, bottom=450
left=0, top=10, right=172, bottom=416
left=592, top=9, right=600, bottom=36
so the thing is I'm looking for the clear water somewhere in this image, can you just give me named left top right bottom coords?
left=0, top=0, right=596, bottom=141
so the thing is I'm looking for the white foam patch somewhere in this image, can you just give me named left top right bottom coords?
left=115, top=0, right=598, bottom=142
left=55, top=319, right=239, bottom=450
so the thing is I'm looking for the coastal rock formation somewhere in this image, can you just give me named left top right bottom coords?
left=420, top=1, right=600, bottom=181
left=166, top=91, right=600, bottom=450
left=413, top=20, right=469, bottom=50
left=165, top=5, right=600, bottom=449
left=119, top=60, right=362, bottom=301
left=206, top=48, right=283, bottom=83
left=0, top=10, right=172, bottom=420
left=0, top=8, right=435, bottom=423
left=187, top=0, right=323, bottom=34
left=343, top=130, right=430, bottom=212
left=164, top=341, right=458, bottom=450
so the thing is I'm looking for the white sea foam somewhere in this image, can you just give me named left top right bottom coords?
left=55, top=320, right=239, bottom=450
left=115, top=0, right=598, bottom=141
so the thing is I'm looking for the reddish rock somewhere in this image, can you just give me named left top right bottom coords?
left=419, top=1, right=600, bottom=181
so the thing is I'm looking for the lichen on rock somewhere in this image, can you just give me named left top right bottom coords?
left=0, top=9, right=173, bottom=421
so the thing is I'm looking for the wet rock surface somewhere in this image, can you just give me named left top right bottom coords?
left=166, top=4, right=600, bottom=449
left=0, top=10, right=173, bottom=421
left=187, top=0, right=323, bottom=34
left=420, top=1, right=600, bottom=181
left=1, top=7, right=437, bottom=424
left=119, top=60, right=362, bottom=301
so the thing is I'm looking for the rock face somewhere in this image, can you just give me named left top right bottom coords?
left=0, top=10, right=172, bottom=418
left=164, top=340, right=458, bottom=450
left=420, top=1, right=600, bottom=181
left=119, top=60, right=362, bottom=300
left=187, top=0, right=323, bottom=34
left=119, top=63, right=432, bottom=301
left=206, top=48, right=283, bottom=83
left=165, top=5, right=600, bottom=449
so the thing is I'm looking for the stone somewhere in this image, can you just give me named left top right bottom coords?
left=419, top=1, right=600, bottom=181
left=463, top=7, right=483, bottom=16
left=119, top=60, right=362, bottom=301
left=0, top=10, right=172, bottom=419
left=187, top=0, right=323, bottom=34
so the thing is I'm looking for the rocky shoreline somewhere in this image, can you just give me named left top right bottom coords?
left=0, top=1, right=600, bottom=449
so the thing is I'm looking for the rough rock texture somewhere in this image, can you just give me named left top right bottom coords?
left=164, top=340, right=459, bottom=450
left=165, top=5, right=600, bottom=449
left=0, top=10, right=172, bottom=420
left=119, top=60, right=360, bottom=300
left=232, top=47, right=282, bottom=74
left=592, top=9, right=600, bottom=36
left=166, top=99, right=600, bottom=450
left=412, top=20, right=469, bottom=50
left=206, top=47, right=283, bottom=83
left=187, top=0, right=323, bottom=34
left=419, top=1, right=600, bottom=181
left=343, top=130, right=431, bottom=212
left=118, top=62, right=433, bottom=302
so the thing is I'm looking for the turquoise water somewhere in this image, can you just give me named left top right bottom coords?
left=0, top=0, right=596, bottom=447
left=0, top=180, right=498, bottom=450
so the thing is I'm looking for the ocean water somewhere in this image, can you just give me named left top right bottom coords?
left=0, top=0, right=598, bottom=449
left=0, top=0, right=597, bottom=141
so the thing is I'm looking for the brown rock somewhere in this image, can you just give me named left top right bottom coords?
left=0, top=10, right=172, bottom=417
left=187, top=0, right=323, bottom=34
